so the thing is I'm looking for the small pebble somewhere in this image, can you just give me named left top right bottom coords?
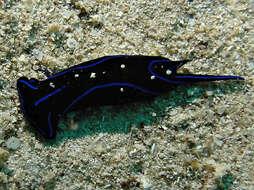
left=18, top=54, right=28, bottom=63
left=205, top=90, right=214, bottom=96
left=66, top=38, right=77, bottom=49
left=33, top=49, right=43, bottom=61
left=23, top=0, right=33, bottom=11
left=0, top=148, right=10, bottom=167
left=34, top=143, right=43, bottom=150
left=215, top=105, right=227, bottom=115
left=0, top=172, right=8, bottom=183
left=48, top=23, right=60, bottom=33
left=151, top=143, right=157, bottom=154
left=187, top=89, right=194, bottom=97
left=63, top=11, right=71, bottom=20
left=214, top=137, right=224, bottom=147
left=140, top=175, right=152, bottom=190
left=169, top=109, right=178, bottom=116
left=6, top=137, right=20, bottom=150
left=90, top=14, right=104, bottom=26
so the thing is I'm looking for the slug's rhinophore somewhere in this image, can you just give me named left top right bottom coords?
left=17, top=55, right=244, bottom=138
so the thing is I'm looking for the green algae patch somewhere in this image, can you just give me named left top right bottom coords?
left=0, top=80, right=4, bottom=90
left=214, top=172, right=235, bottom=190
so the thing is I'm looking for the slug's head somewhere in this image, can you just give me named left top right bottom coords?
left=148, top=59, right=244, bottom=84
left=17, top=77, right=57, bottom=138
left=17, top=77, right=39, bottom=113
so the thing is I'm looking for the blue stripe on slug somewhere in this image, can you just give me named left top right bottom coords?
left=62, top=82, right=160, bottom=115
left=34, top=85, right=66, bottom=106
left=18, top=80, right=38, bottom=90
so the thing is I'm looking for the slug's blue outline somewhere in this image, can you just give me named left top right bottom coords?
left=18, top=56, right=244, bottom=138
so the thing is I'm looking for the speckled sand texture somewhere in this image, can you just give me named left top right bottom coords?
left=0, top=0, right=253, bottom=189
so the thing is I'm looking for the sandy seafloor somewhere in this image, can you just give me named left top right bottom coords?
left=0, top=0, right=254, bottom=189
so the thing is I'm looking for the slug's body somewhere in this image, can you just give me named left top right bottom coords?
left=17, top=55, right=243, bottom=138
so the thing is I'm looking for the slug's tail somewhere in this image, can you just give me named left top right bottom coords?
left=173, top=73, right=244, bottom=83
left=164, top=59, right=244, bottom=83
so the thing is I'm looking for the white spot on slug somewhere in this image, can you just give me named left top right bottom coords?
left=166, top=69, right=172, bottom=75
left=151, top=75, right=155, bottom=80
left=49, top=82, right=55, bottom=88
left=102, top=71, right=106, bottom=74
left=90, top=72, right=96, bottom=78
left=74, top=74, right=79, bottom=78
left=120, top=88, right=124, bottom=92
left=120, top=64, right=125, bottom=69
